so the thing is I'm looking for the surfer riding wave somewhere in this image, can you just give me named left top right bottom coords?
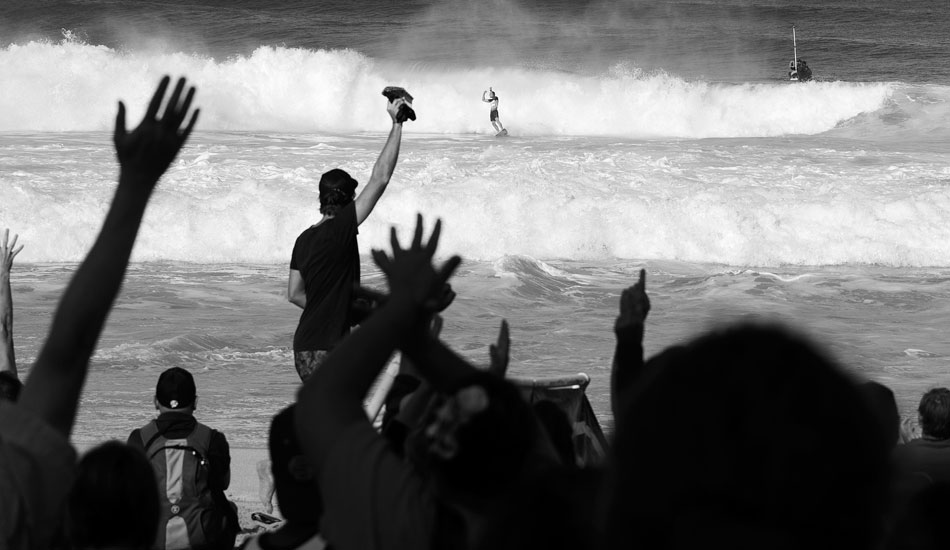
left=482, top=87, right=506, bottom=135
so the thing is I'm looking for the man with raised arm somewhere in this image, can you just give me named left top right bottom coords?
left=611, top=268, right=650, bottom=421
left=481, top=87, right=506, bottom=135
left=0, top=76, right=198, bottom=550
left=295, top=215, right=557, bottom=550
left=0, top=229, right=24, bottom=401
left=287, top=95, right=408, bottom=382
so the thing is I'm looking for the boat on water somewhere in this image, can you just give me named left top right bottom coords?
left=787, top=26, right=813, bottom=82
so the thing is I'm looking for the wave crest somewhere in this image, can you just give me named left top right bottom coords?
left=0, top=36, right=895, bottom=137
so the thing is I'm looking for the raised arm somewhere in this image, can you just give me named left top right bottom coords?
left=18, top=76, right=198, bottom=437
left=354, top=98, right=405, bottom=225
left=611, top=269, right=650, bottom=420
left=295, top=215, right=460, bottom=471
left=0, top=230, right=24, bottom=378
left=350, top=281, right=475, bottom=392
left=488, top=319, right=510, bottom=377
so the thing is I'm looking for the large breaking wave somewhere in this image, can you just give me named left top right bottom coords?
left=0, top=35, right=897, bottom=138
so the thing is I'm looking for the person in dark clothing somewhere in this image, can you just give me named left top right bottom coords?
left=128, top=367, right=238, bottom=550
left=892, top=388, right=950, bottom=489
left=287, top=94, right=409, bottom=382
left=885, top=389, right=950, bottom=550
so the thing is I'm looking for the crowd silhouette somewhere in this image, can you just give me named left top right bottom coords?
left=1, top=76, right=949, bottom=550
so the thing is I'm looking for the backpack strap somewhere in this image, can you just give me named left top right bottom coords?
left=190, top=423, right=213, bottom=453
left=139, top=420, right=164, bottom=453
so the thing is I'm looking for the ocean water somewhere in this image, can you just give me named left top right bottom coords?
left=2, top=0, right=950, bottom=446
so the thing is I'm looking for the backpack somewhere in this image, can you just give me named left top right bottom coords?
left=140, top=420, right=237, bottom=550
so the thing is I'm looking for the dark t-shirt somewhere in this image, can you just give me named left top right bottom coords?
left=291, top=202, right=360, bottom=351
left=893, top=437, right=950, bottom=483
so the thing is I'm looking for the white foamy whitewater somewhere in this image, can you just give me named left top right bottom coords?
left=2, top=37, right=950, bottom=268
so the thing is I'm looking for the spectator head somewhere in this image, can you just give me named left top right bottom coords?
left=918, top=388, right=950, bottom=440
left=861, top=380, right=900, bottom=449
left=414, top=371, right=538, bottom=498
left=319, top=169, right=357, bottom=216
left=66, top=441, right=160, bottom=550
left=154, top=367, right=197, bottom=413
left=0, top=371, right=22, bottom=402
left=607, top=324, right=889, bottom=550
left=269, top=405, right=322, bottom=525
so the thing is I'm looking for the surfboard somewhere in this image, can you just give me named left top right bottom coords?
left=495, top=129, right=508, bottom=137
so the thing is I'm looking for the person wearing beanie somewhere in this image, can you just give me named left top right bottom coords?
left=128, top=367, right=239, bottom=550
left=287, top=93, right=409, bottom=382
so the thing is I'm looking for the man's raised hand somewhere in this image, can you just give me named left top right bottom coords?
left=371, top=214, right=461, bottom=312
left=387, top=98, right=406, bottom=124
left=1, top=229, right=23, bottom=274
left=114, top=76, right=199, bottom=185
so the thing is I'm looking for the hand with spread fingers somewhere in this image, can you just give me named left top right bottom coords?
left=489, top=319, right=510, bottom=377
left=114, top=75, right=200, bottom=185
left=1, top=229, right=23, bottom=275
left=1, top=228, right=24, bottom=378
left=371, top=214, right=461, bottom=313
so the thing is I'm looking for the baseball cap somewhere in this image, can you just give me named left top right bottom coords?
left=318, top=168, right=358, bottom=197
left=155, top=367, right=196, bottom=409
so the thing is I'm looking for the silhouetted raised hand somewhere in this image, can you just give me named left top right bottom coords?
left=489, top=319, right=510, bottom=377
left=611, top=268, right=650, bottom=420
left=1, top=228, right=24, bottom=377
left=114, top=75, right=199, bottom=185
left=0, top=230, right=23, bottom=274
left=616, top=268, right=650, bottom=332
left=371, top=215, right=461, bottom=313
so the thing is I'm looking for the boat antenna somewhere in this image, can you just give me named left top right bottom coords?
left=792, top=25, right=798, bottom=68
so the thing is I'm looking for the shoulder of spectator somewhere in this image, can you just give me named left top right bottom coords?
left=208, top=428, right=231, bottom=462
left=127, top=428, right=143, bottom=449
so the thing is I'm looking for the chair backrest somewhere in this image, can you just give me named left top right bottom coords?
left=510, top=373, right=608, bottom=467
